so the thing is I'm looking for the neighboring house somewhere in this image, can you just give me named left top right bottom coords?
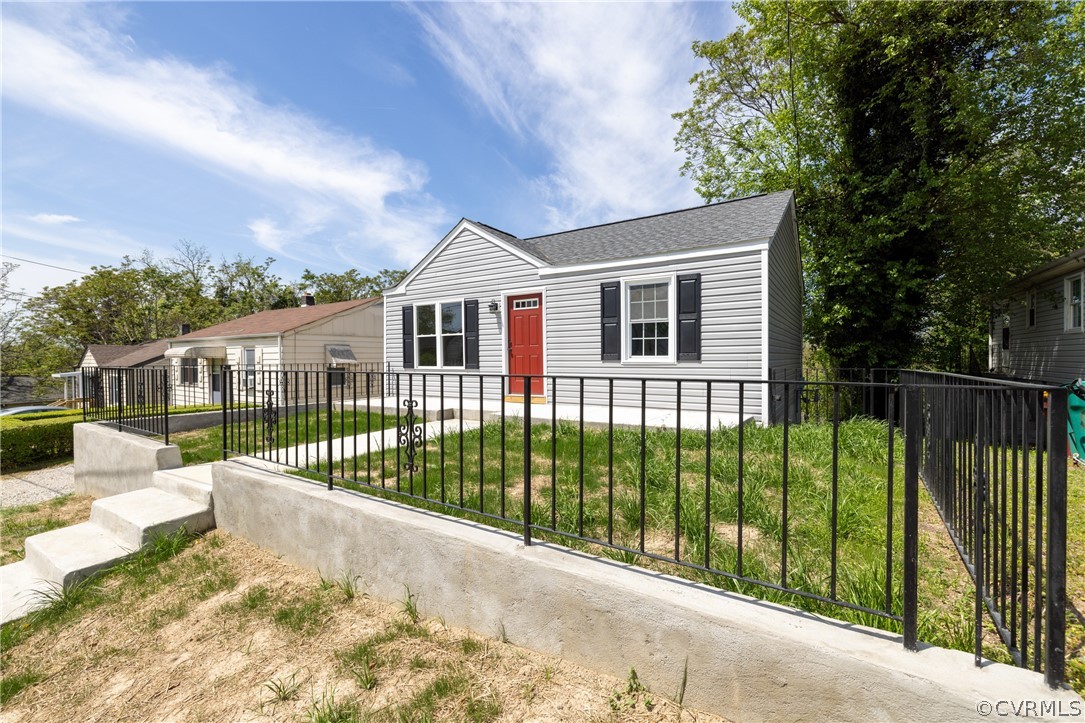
left=384, top=191, right=802, bottom=423
left=166, top=297, right=384, bottom=405
left=71, top=340, right=171, bottom=407
left=990, top=246, right=1085, bottom=383
left=77, top=344, right=140, bottom=370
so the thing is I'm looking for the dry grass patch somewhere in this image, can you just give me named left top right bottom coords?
left=0, top=495, right=93, bottom=565
left=0, top=530, right=726, bottom=722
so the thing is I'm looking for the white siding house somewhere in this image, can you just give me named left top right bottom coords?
left=385, top=192, right=802, bottom=423
left=165, top=298, right=384, bottom=406
left=990, top=246, right=1085, bottom=383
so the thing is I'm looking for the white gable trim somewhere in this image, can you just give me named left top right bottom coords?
left=385, top=219, right=547, bottom=297
left=537, top=236, right=771, bottom=279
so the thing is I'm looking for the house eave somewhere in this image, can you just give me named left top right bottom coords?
left=536, top=236, right=772, bottom=278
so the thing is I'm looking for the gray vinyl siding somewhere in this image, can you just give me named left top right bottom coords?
left=998, top=273, right=1085, bottom=383
left=765, top=204, right=803, bottom=422
left=544, top=251, right=765, bottom=419
left=766, top=206, right=802, bottom=375
left=386, top=228, right=541, bottom=376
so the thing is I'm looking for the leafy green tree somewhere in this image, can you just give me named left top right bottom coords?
left=297, top=268, right=407, bottom=304
left=211, top=255, right=297, bottom=319
left=674, top=0, right=1084, bottom=369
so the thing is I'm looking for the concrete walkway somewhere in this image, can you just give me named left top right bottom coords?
left=353, top=396, right=746, bottom=430
left=0, top=466, right=215, bottom=624
left=238, top=419, right=481, bottom=474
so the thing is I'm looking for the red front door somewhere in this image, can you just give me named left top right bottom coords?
left=507, top=293, right=544, bottom=396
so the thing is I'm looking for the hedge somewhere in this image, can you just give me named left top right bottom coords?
left=1, top=413, right=82, bottom=472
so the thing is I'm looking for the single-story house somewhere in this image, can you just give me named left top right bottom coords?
left=990, top=245, right=1085, bottom=383
left=166, top=297, right=385, bottom=405
left=384, top=191, right=802, bottom=423
left=64, top=340, right=171, bottom=406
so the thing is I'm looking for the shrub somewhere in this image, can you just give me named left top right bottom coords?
left=0, top=414, right=82, bottom=472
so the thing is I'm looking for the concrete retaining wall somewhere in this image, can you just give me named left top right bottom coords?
left=211, top=461, right=1084, bottom=721
left=74, top=423, right=182, bottom=498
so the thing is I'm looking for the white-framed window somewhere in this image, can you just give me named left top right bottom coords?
left=623, top=276, right=674, bottom=362
left=243, top=347, right=256, bottom=388
left=1067, top=274, right=1084, bottom=332
left=180, top=358, right=198, bottom=385
left=416, top=301, right=464, bottom=368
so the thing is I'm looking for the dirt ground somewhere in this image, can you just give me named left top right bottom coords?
left=0, top=531, right=727, bottom=722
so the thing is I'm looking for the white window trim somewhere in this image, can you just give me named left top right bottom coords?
left=415, top=298, right=466, bottom=370
left=179, top=358, right=200, bottom=386
left=1026, top=290, right=1036, bottom=328
left=1066, top=273, right=1084, bottom=332
left=243, top=347, right=256, bottom=388
left=621, top=273, right=677, bottom=365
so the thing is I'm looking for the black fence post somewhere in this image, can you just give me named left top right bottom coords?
left=975, top=390, right=987, bottom=667
left=162, top=369, right=170, bottom=445
left=221, top=366, right=229, bottom=461
left=523, top=375, right=532, bottom=547
left=902, top=384, right=919, bottom=651
left=326, top=370, right=334, bottom=491
left=1045, top=388, right=1068, bottom=688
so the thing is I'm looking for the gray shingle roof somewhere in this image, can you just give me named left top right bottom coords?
left=474, top=191, right=793, bottom=266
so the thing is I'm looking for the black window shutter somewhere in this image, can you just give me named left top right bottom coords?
left=401, top=305, right=415, bottom=369
left=464, top=299, right=480, bottom=370
left=601, top=282, right=621, bottom=361
left=677, top=273, right=702, bottom=361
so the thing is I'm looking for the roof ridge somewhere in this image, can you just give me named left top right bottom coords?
left=523, top=191, right=787, bottom=242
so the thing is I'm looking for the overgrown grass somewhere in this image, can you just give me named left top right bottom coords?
left=0, top=495, right=89, bottom=565
left=302, top=417, right=906, bottom=625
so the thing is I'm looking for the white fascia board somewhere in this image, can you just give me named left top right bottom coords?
left=537, top=237, right=771, bottom=279
left=168, top=333, right=283, bottom=345
left=384, top=219, right=547, bottom=298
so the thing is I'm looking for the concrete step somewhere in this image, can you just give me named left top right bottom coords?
left=90, top=487, right=214, bottom=549
left=0, top=560, right=57, bottom=624
left=152, top=465, right=214, bottom=507
left=24, top=522, right=133, bottom=587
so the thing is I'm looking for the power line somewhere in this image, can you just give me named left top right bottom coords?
left=2, top=255, right=90, bottom=275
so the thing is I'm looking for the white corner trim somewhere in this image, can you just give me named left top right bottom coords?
left=761, top=247, right=770, bottom=423
left=537, top=237, right=770, bottom=278
left=385, top=220, right=547, bottom=298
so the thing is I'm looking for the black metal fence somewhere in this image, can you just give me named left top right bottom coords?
left=171, top=362, right=387, bottom=408
left=82, top=366, right=171, bottom=442
left=219, top=366, right=1069, bottom=687
left=901, top=370, right=1068, bottom=687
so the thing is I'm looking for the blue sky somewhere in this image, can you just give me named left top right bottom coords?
left=2, top=2, right=739, bottom=299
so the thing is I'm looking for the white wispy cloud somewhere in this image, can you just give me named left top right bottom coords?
left=2, top=5, right=448, bottom=270
left=28, top=213, right=83, bottom=225
left=412, top=3, right=706, bottom=232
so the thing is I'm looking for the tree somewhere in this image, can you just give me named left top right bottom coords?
left=674, top=0, right=1084, bottom=369
left=211, top=255, right=297, bottom=319
left=297, top=268, right=407, bottom=304
left=0, top=262, right=25, bottom=366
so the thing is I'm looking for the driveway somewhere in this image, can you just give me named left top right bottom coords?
left=1, top=463, right=75, bottom=508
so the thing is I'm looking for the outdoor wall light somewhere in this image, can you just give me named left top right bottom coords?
left=488, top=299, right=500, bottom=313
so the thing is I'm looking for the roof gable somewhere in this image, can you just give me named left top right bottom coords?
left=81, top=344, right=136, bottom=367
left=387, top=219, right=548, bottom=296
left=175, top=298, right=379, bottom=340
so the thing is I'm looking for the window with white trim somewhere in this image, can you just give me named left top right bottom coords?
left=416, top=301, right=464, bottom=368
left=1068, top=274, right=1083, bottom=331
left=180, top=358, right=198, bottom=385
left=244, top=348, right=256, bottom=388
left=626, top=279, right=672, bottom=360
